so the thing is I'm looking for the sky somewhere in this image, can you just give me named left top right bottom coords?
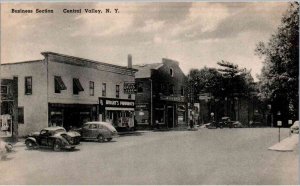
left=1, top=2, right=290, bottom=81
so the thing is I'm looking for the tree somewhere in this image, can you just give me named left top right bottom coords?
left=255, top=2, right=299, bottom=120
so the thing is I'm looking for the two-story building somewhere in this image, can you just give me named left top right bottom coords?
left=1, top=52, right=137, bottom=136
left=133, top=58, right=188, bottom=129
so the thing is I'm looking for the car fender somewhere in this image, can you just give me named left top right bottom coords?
left=25, top=137, right=37, bottom=145
left=51, top=136, right=69, bottom=146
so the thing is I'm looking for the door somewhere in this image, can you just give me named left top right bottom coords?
left=81, top=124, right=91, bottom=139
left=167, top=106, right=174, bottom=128
left=39, top=130, right=50, bottom=146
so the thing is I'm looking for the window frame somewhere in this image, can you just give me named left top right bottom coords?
left=102, top=83, right=106, bottom=97
left=116, top=85, right=120, bottom=98
left=89, top=81, right=94, bottom=96
left=25, top=76, right=32, bottom=95
left=18, top=107, right=24, bottom=124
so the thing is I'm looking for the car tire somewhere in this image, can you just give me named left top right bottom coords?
left=107, top=138, right=112, bottom=142
left=97, top=135, right=105, bottom=143
left=25, top=140, right=36, bottom=150
left=53, top=140, right=62, bottom=151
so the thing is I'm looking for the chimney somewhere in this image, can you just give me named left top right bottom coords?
left=128, top=54, right=132, bottom=68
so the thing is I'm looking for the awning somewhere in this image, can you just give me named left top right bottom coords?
left=55, top=76, right=67, bottom=90
left=106, top=107, right=135, bottom=111
left=73, top=78, right=84, bottom=91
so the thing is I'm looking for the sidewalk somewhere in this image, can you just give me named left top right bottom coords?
left=268, top=134, right=299, bottom=152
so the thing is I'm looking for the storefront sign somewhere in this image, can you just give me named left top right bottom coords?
left=136, top=104, right=149, bottom=109
left=124, top=82, right=136, bottom=94
left=99, top=98, right=135, bottom=108
left=160, top=95, right=185, bottom=102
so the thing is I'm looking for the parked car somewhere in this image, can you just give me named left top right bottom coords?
left=72, top=122, right=118, bottom=142
left=207, top=121, right=223, bottom=129
left=0, top=139, right=14, bottom=160
left=25, top=127, right=81, bottom=151
left=219, top=117, right=243, bottom=128
left=290, top=121, right=299, bottom=134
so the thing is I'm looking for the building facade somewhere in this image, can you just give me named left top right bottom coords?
left=133, top=58, right=188, bottom=129
left=1, top=52, right=136, bottom=136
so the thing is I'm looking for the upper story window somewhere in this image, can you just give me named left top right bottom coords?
left=54, top=76, right=67, bottom=93
left=102, top=83, right=106, bottom=97
left=73, top=78, right=84, bottom=95
left=89, top=81, right=94, bottom=96
left=1, top=85, right=8, bottom=94
left=116, top=85, right=120, bottom=98
left=128, top=94, right=132, bottom=99
left=170, top=68, right=174, bottom=77
left=181, top=86, right=185, bottom=96
left=169, top=84, right=174, bottom=95
left=25, top=76, right=32, bottom=95
left=137, top=82, right=143, bottom=93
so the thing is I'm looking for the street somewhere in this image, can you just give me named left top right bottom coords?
left=0, top=128, right=298, bottom=185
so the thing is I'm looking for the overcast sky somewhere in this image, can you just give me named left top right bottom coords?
left=1, top=2, right=289, bottom=80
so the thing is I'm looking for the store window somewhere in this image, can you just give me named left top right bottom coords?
left=18, top=107, right=24, bottom=124
left=102, top=83, right=106, bottom=97
left=73, top=78, right=84, bottom=95
left=89, top=81, right=94, bottom=96
left=54, top=76, right=67, bottom=93
left=116, top=85, right=120, bottom=98
left=25, top=76, right=32, bottom=95
left=155, top=109, right=165, bottom=124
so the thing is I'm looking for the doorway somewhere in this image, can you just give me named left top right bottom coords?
left=167, top=106, right=174, bottom=128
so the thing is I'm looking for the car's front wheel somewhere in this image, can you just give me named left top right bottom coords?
left=53, top=140, right=62, bottom=151
left=25, top=140, right=36, bottom=150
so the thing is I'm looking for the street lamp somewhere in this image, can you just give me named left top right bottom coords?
left=277, top=111, right=282, bottom=142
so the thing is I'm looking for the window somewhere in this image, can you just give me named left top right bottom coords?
left=89, top=81, right=94, bottom=96
left=181, top=86, right=185, bottom=96
left=137, top=82, right=143, bottom=93
left=18, top=107, right=24, bottom=124
left=128, top=94, right=132, bottom=99
left=170, top=68, right=174, bottom=77
left=25, top=76, right=32, bottom=95
left=54, top=76, right=67, bottom=93
left=102, top=83, right=106, bottom=97
left=1, top=85, right=8, bottom=94
left=116, top=85, right=120, bottom=98
left=73, top=78, right=84, bottom=95
left=169, top=84, right=174, bottom=95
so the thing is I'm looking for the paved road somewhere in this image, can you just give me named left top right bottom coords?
left=0, top=128, right=298, bottom=185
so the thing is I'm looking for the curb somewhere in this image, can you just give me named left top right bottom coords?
left=268, top=134, right=299, bottom=152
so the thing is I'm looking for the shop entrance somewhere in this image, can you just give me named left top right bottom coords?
left=167, top=106, right=174, bottom=128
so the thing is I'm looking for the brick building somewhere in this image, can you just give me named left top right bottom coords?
left=133, top=58, right=188, bottom=129
left=1, top=52, right=137, bottom=136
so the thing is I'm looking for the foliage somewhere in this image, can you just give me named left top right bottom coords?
left=255, top=2, right=299, bottom=118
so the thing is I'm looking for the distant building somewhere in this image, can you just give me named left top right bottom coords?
left=1, top=52, right=137, bottom=136
left=133, top=58, right=188, bottom=129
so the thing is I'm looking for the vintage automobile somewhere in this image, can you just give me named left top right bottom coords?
left=219, top=117, right=243, bottom=128
left=71, top=122, right=118, bottom=142
left=290, top=121, right=299, bottom=134
left=25, top=127, right=81, bottom=151
left=0, top=139, right=14, bottom=160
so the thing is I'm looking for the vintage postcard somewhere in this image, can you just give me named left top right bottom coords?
left=0, top=1, right=298, bottom=185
